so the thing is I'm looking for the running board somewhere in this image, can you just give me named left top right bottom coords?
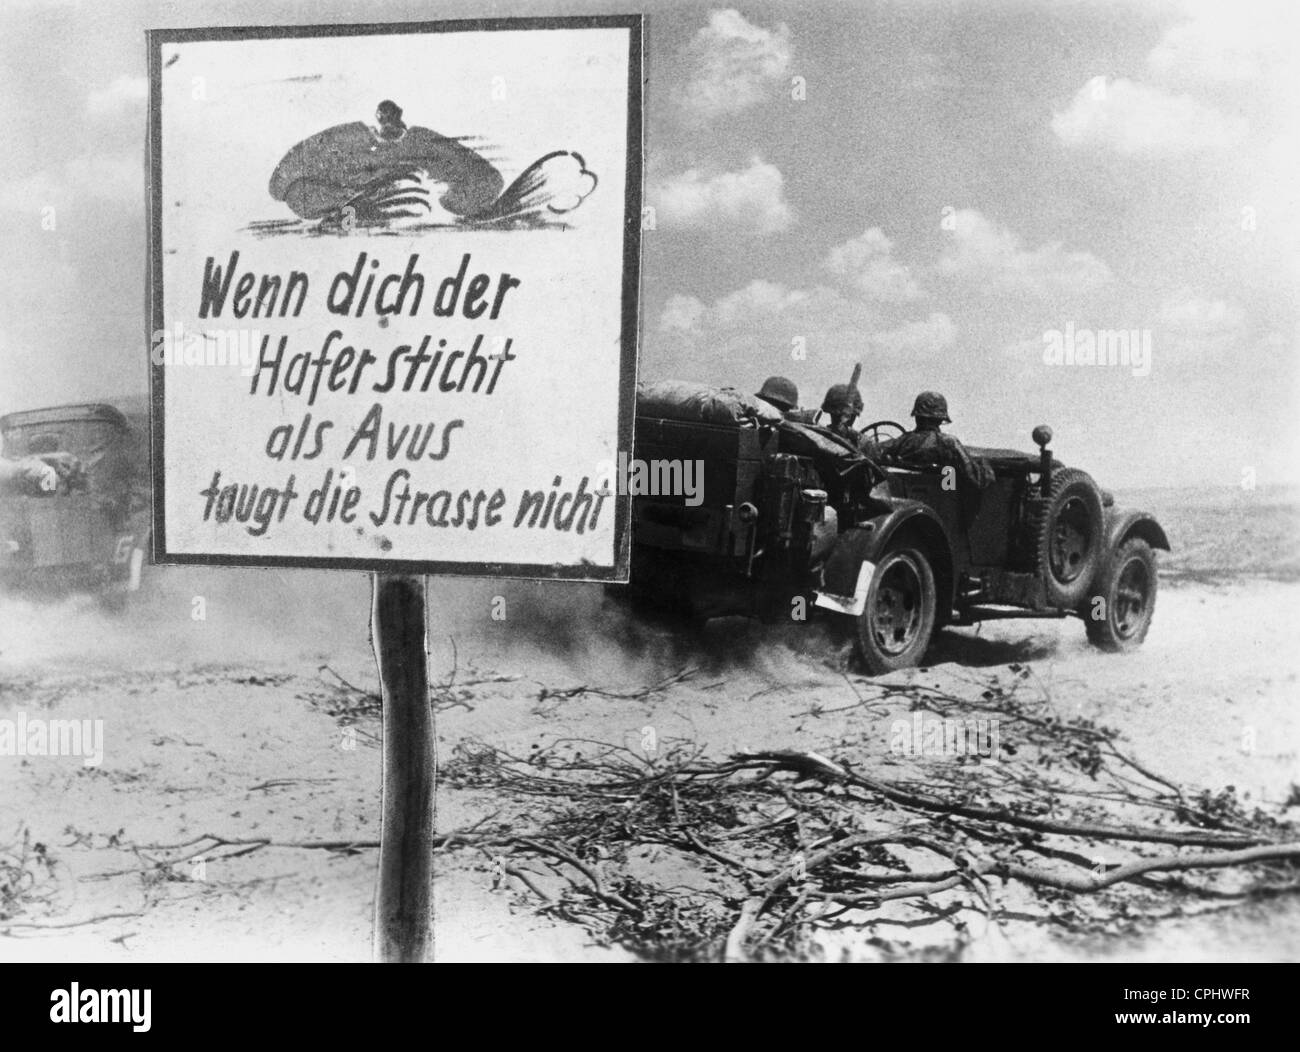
left=953, top=605, right=1073, bottom=623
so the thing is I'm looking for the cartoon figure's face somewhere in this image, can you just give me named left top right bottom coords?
left=375, top=101, right=405, bottom=139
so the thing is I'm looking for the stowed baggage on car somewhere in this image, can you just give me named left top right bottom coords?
left=626, top=381, right=876, bottom=620
left=617, top=379, right=1171, bottom=674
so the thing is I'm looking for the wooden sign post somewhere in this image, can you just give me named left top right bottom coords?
left=148, top=17, right=642, bottom=963
left=371, top=574, right=433, bottom=962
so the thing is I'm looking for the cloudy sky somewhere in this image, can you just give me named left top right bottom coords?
left=0, top=0, right=1295, bottom=487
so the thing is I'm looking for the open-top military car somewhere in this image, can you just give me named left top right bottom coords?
left=0, top=399, right=151, bottom=606
left=618, top=385, right=1169, bottom=674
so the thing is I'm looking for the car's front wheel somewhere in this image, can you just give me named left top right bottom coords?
left=855, top=547, right=937, bottom=675
left=1083, top=538, right=1158, bottom=651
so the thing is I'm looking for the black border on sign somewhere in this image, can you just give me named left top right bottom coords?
left=146, top=15, right=643, bottom=582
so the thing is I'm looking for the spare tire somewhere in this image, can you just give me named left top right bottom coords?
left=1030, top=468, right=1105, bottom=608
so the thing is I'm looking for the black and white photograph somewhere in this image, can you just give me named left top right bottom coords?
left=0, top=0, right=1296, bottom=1005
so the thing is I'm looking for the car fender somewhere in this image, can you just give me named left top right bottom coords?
left=814, top=503, right=954, bottom=617
left=1105, top=508, right=1170, bottom=555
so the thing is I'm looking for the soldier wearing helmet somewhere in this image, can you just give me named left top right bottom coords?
left=819, top=381, right=875, bottom=452
left=878, top=391, right=994, bottom=490
left=755, top=376, right=799, bottom=413
left=755, top=376, right=818, bottom=423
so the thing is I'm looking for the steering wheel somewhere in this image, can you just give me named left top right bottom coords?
left=858, top=420, right=907, bottom=446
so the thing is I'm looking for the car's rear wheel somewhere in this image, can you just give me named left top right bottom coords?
left=1083, top=538, right=1157, bottom=651
left=1030, top=468, right=1105, bottom=608
left=855, top=547, right=937, bottom=675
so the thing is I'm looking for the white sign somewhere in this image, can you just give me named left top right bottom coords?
left=148, top=17, right=642, bottom=579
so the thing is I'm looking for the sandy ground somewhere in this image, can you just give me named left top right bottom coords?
left=0, top=560, right=1296, bottom=962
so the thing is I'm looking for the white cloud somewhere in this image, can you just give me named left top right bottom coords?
left=1147, top=1, right=1293, bottom=84
left=651, top=157, right=793, bottom=235
left=677, top=9, right=792, bottom=121
left=1152, top=292, right=1249, bottom=359
left=1254, top=133, right=1300, bottom=281
left=1051, top=77, right=1247, bottom=157
left=1156, top=293, right=1245, bottom=333
left=659, top=294, right=707, bottom=333
left=654, top=208, right=1107, bottom=374
left=709, top=279, right=841, bottom=328
left=656, top=278, right=862, bottom=338
left=934, top=209, right=1112, bottom=297
left=653, top=275, right=951, bottom=361
left=87, top=75, right=147, bottom=118
left=0, top=154, right=143, bottom=211
left=824, top=227, right=922, bottom=302
left=867, top=312, right=956, bottom=357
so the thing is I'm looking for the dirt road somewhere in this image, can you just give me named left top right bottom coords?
left=1, top=566, right=1296, bottom=961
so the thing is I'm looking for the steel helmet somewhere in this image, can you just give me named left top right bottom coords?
left=756, top=376, right=799, bottom=412
left=910, top=391, right=951, bottom=423
left=821, top=383, right=864, bottom=415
